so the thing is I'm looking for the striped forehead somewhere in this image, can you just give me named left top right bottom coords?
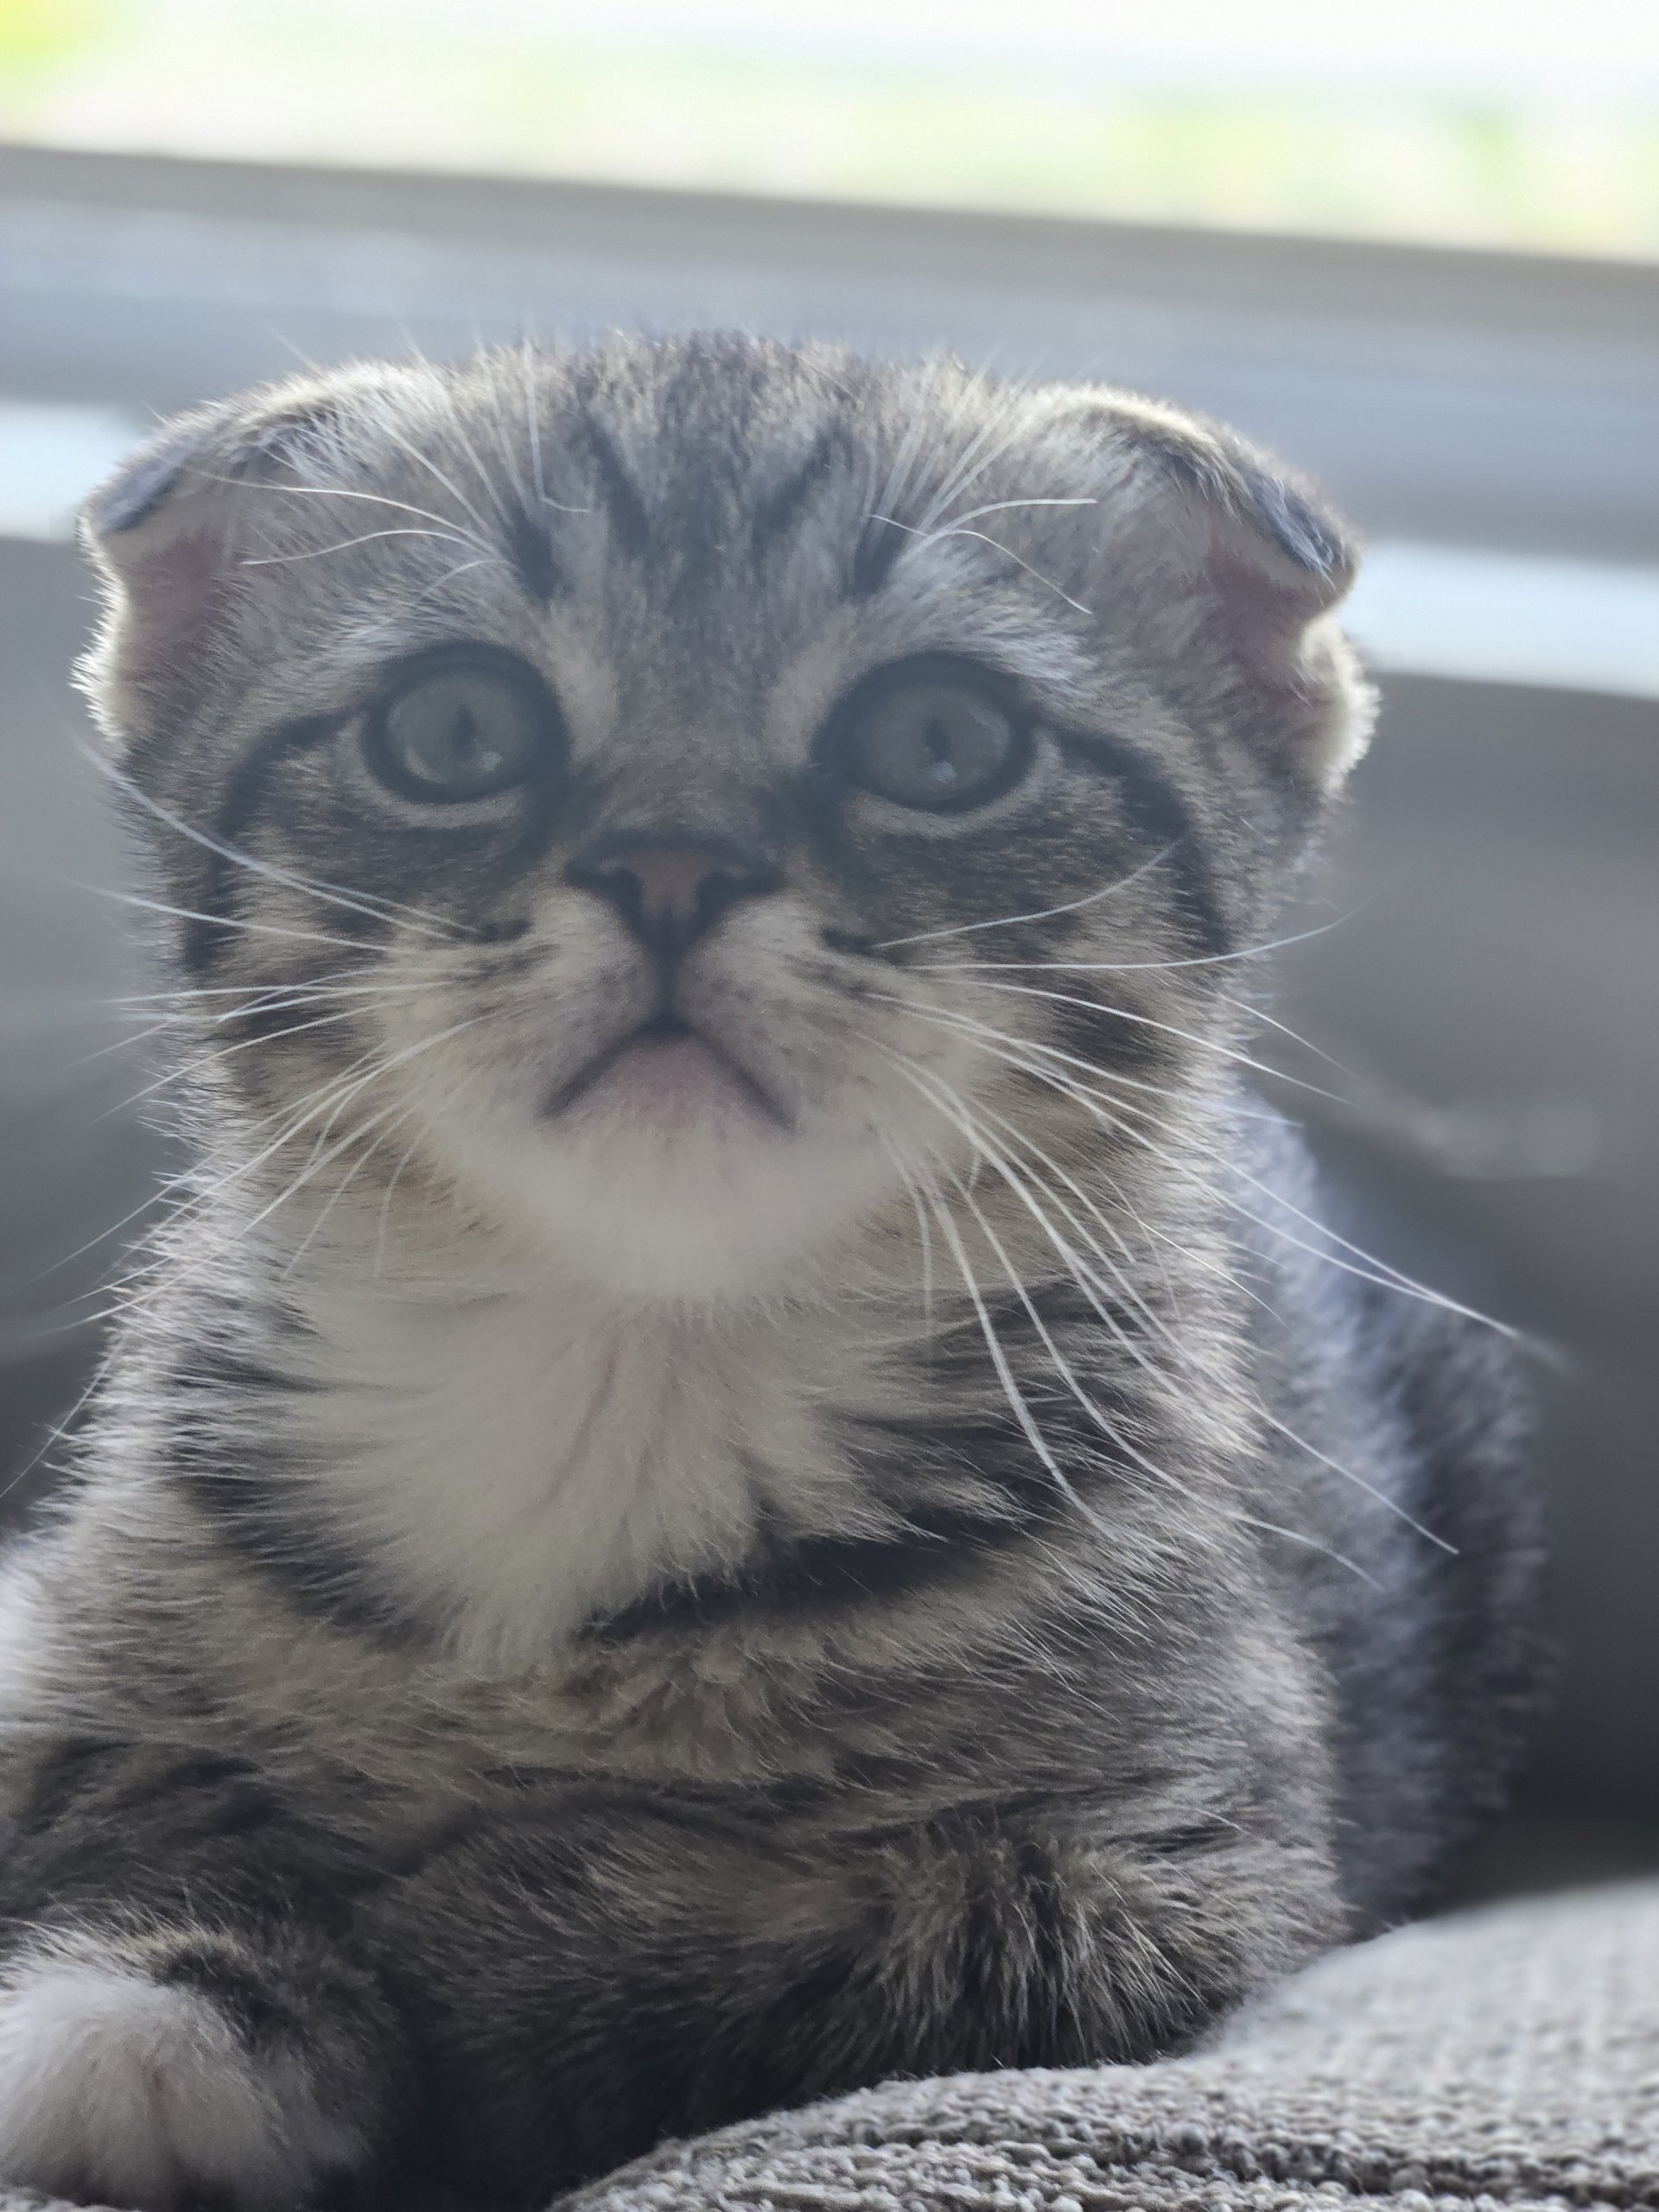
left=520, top=410, right=869, bottom=609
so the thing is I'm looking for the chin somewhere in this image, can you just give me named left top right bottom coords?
left=453, top=1096, right=904, bottom=1306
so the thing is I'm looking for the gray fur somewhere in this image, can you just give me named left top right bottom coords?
left=0, top=337, right=1541, bottom=2209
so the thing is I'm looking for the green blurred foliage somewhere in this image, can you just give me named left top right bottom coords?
left=0, top=4, right=1654, bottom=258
left=0, top=0, right=124, bottom=83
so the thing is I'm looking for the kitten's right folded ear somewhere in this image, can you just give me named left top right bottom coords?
left=83, top=407, right=228, bottom=543
left=77, top=371, right=385, bottom=744
left=79, top=404, right=245, bottom=739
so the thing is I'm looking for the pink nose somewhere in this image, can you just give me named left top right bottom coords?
left=569, top=840, right=779, bottom=959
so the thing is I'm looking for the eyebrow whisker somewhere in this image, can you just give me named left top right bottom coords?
left=867, top=513, right=1094, bottom=618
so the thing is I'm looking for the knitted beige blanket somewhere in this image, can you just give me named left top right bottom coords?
left=3, top=1880, right=1654, bottom=2210
left=569, top=1879, right=1659, bottom=2212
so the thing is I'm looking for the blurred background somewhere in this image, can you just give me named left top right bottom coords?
left=1, top=0, right=1656, bottom=1890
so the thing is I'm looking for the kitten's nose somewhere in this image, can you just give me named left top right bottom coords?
left=569, top=839, right=779, bottom=961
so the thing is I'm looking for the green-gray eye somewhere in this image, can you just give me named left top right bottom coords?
left=835, top=658, right=1027, bottom=812
left=367, top=653, right=560, bottom=802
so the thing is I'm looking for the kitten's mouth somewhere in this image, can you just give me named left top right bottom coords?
left=543, top=1012, right=791, bottom=1131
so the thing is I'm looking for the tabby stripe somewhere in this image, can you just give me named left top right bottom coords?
left=181, top=712, right=346, bottom=976
left=162, top=1342, right=429, bottom=1643
left=751, top=426, right=852, bottom=566
left=581, top=415, right=652, bottom=559
left=1058, top=729, right=1232, bottom=962
left=502, top=495, right=564, bottom=605
left=849, top=512, right=908, bottom=598
left=177, top=1457, right=428, bottom=1644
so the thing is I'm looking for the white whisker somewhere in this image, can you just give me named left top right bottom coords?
left=1217, top=992, right=1366, bottom=1080
left=200, top=476, right=499, bottom=565
left=868, top=512, right=1093, bottom=618
left=359, top=410, right=507, bottom=550
left=910, top=909, right=1352, bottom=976
left=905, top=989, right=1516, bottom=1338
left=912, top=401, right=1039, bottom=537
left=74, top=734, right=473, bottom=942
left=877, top=1050, right=1205, bottom=1497
left=238, top=525, right=483, bottom=569
left=906, top=974, right=1355, bottom=1111
left=870, top=984, right=1287, bottom=1121
left=921, top=495, right=1097, bottom=537
left=877, top=1031, right=1446, bottom=1554
left=92, top=1006, right=374, bottom=1124
left=67, top=881, right=388, bottom=957
left=874, top=842, right=1179, bottom=950
left=918, top=1167, right=1116, bottom=1541
left=277, top=1098, right=427, bottom=1278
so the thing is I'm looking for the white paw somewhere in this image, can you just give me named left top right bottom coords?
left=0, top=1936, right=367, bottom=2211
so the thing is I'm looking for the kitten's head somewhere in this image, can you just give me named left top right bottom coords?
left=79, top=336, right=1371, bottom=1303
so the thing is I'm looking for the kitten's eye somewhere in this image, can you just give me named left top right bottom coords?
left=836, top=660, right=1026, bottom=812
left=367, top=655, right=559, bottom=803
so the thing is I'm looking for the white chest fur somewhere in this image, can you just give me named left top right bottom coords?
left=281, top=1247, right=904, bottom=1674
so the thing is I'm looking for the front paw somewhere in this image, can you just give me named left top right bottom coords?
left=0, top=1926, right=389, bottom=2211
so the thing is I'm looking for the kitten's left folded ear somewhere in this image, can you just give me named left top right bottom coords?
left=1052, top=392, right=1376, bottom=791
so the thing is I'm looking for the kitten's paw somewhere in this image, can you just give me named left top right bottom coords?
left=0, top=1929, right=378, bottom=2210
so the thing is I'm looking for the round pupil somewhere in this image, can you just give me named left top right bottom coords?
left=385, top=671, right=533, bottom=795
left=862, top=681, right=1014, bottom=807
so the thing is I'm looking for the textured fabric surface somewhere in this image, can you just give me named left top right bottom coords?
left=0, top=1880, right=1652, bottom=2212
left=565, top=1881, right=1659, bottom=2212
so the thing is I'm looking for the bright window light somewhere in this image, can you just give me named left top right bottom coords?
left=1, top=0, right=1656, bottom=257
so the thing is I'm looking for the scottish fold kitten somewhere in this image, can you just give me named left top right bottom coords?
left=0, top=337, right=1541, bottom=2210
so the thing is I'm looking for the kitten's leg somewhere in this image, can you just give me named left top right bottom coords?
left=0, top=1743, right=411, bottom=2211
left=368, top=1795, right=1341, bottom=2202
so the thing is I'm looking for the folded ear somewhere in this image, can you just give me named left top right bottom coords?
left=78, top=403, right=244, bottom=739
left=1048, top=391, right=1376, bottom=791
left=77, top=368, right=394, bottom=744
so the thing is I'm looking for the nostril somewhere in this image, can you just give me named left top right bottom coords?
left=590, top=860, right=647, bottom=931
left=692, top=868, right=747, bottom=929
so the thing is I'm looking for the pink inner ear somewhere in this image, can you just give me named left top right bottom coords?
left=1201, top=519, right=1320, bottom=677
left=118, top=526, right=231, bottom=683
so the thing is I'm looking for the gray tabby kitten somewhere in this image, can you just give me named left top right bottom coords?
left=0, top=337, right=1541, bottom=2212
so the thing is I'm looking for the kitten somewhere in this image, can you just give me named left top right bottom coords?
left=0, top=336, right=1542, bottom=2211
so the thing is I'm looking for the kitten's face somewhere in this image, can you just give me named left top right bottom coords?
left=82, top=339, right=1370, bottom=1302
